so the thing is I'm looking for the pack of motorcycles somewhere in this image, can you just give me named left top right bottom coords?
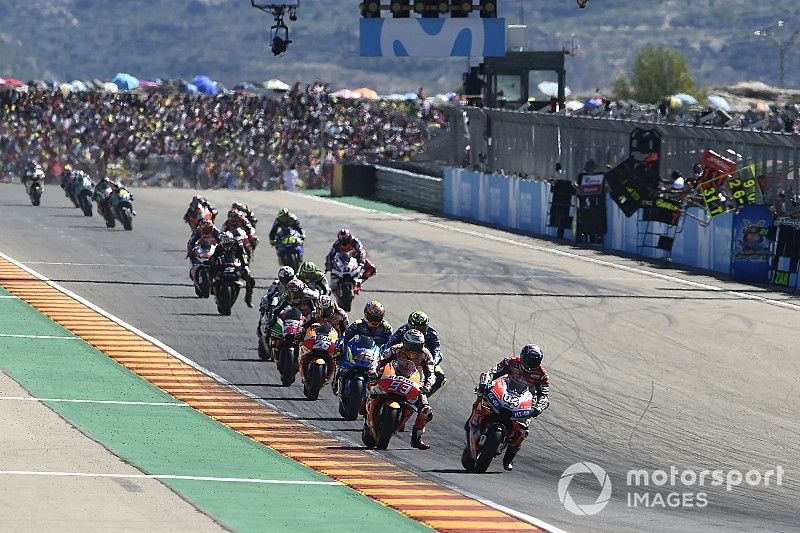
left=186, top=207, right=535, bottom=473
left=29, top=173, right=135, bottom=231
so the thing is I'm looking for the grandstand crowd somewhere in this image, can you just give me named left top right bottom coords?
left=0, top=83, right=448, bottom=189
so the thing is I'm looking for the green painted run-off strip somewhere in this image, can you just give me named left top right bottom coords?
left=0, top=286, right=430, bottom=532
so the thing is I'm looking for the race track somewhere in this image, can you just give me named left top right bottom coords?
left=1, top=183, right=798, bottom=532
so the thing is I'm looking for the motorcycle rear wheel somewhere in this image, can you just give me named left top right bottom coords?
left=337, top=288, right=353, bottom=313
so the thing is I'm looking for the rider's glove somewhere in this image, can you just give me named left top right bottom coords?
left=420, top=385, right=431, bottom=396
left=476, top=383, right=487, bottom=397
left=530, top=407, right=541, bottom=418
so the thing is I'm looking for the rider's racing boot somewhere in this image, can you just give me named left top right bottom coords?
left=410, top=429, right=430, bottom=450
left=503, top=445, right=520, bottom=471
left=245, top=281, right=254, bottom=308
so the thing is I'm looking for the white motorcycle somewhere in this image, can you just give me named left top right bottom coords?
left=329, top=252, right=363, bottom=312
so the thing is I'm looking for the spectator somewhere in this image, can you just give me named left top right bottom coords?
left=283, top=163, right=298, bottom=191
left=0, top=82, right=449, bottom=189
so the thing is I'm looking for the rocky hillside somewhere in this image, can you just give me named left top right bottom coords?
left=0, top=0, right=798, bottom=93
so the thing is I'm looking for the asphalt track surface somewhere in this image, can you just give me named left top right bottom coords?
left=1, top=183, right=799, bottom=532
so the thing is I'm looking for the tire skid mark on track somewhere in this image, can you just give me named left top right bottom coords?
left=0, top=255, right=546, bottom=533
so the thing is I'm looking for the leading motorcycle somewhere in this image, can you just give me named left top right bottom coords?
left=362, top=359, right=422, bottom=450
left=335, top=335, right=381, bottom=421
left=27, top=174, right=44, bottom=207
left=462, top=374, right=535, bottom=473
left=299, top=323, right=338, bottom=401
left=329, top=252, right=363, bottom=312
left=186, top=204, right=216, bottom=231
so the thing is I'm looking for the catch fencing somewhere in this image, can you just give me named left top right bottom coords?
left=431, top=108, right=800, bottom=200
left=373, top=165, right=443, bottom=212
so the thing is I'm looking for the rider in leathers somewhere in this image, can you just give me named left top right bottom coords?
left=268, top=208, right=305, bottom=245
left=371, top=329, right=436, bottom=450
left=184, top=195, right=218, bottom=226
left=324, top=228, right=376, bottom=281
left=298, top=261, right=331, bottom=296
left=231, top=202, right=258, bottom=228
left=22, top=162, right=45, bottom=195
left=340, top=300, right=392, bottom=349
left=208, top=231, right=256, bottom=308
left=471, top=344, right=550, bottom=470
left=259, top=266, right=297, bottom=315
left=270, top=279, right=320, bottom=329
left=303, top=295, right=349, bottom=337
left=186, top=219, right=222, bottom=281
left=223, top=208, right=258, bottom=260
left=384, top=311, right=446, bottom=395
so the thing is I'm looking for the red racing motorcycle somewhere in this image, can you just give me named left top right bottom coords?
left=462, top=375, right=535, bottom=473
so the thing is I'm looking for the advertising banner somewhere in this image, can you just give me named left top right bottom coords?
left=360, top=18, right=506, bottom=57
left=575, top=173, right=607, bottom=240
left=731, top=205, right=773, bottom=283
left=770, top=217, right=800, bottom=289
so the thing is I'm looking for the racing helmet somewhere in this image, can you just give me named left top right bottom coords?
left=286, top=278, right=306, bottom=296
left=318, top=294, right=334, bottom=318
left=277, top=208, right=290, bottom=218
left=338, top=228, right=352, bottom=244
left=520, top=344, right=544, bottom=372
left=402, top=329, right=425, bottom=353
left=407, top=311, right=429, bottom=333
left=363, top=300, right=385, bottom=324
left=277, top=266, right=295, bottom=285
left=220, top=231, right=236, bottom=250
left=198, top=218, right=214, bottom=236
left=227, top=208, right=240, bottom=221
left=298, top=261, right=317, bottom=278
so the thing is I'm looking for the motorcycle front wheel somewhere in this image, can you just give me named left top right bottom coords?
left=216, top=283, right=234, bottom=315
left=474, top=427, right=505, bottom=473
left=377, top=405, right=402, bottom=450
left=343, top=378, right=364, bottom=421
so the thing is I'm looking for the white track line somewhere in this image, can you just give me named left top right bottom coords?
left=0, top=470, right=341, bottom=486
left=292, top=192, right=800, bottom=312
left=0, top=295, right=20, bottom=299
left=0, top=397, right=186, bottom=407
left=0, top=333, right=79, bottom=340
left=2, top=235, right=569, bottom=531
left=22, top=262, right=183, bottom=269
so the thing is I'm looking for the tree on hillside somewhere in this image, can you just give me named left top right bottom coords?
left=613, top=44, right=697, bottom=103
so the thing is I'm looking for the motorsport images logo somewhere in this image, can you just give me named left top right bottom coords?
left=559, top=462, right=785, bottom=515
left=558, top=462, right=612, bottom=516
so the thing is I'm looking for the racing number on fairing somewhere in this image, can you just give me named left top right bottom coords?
left=388, top=379, right=413, bottom=395
left=313, top=335, right=332, bottom=351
